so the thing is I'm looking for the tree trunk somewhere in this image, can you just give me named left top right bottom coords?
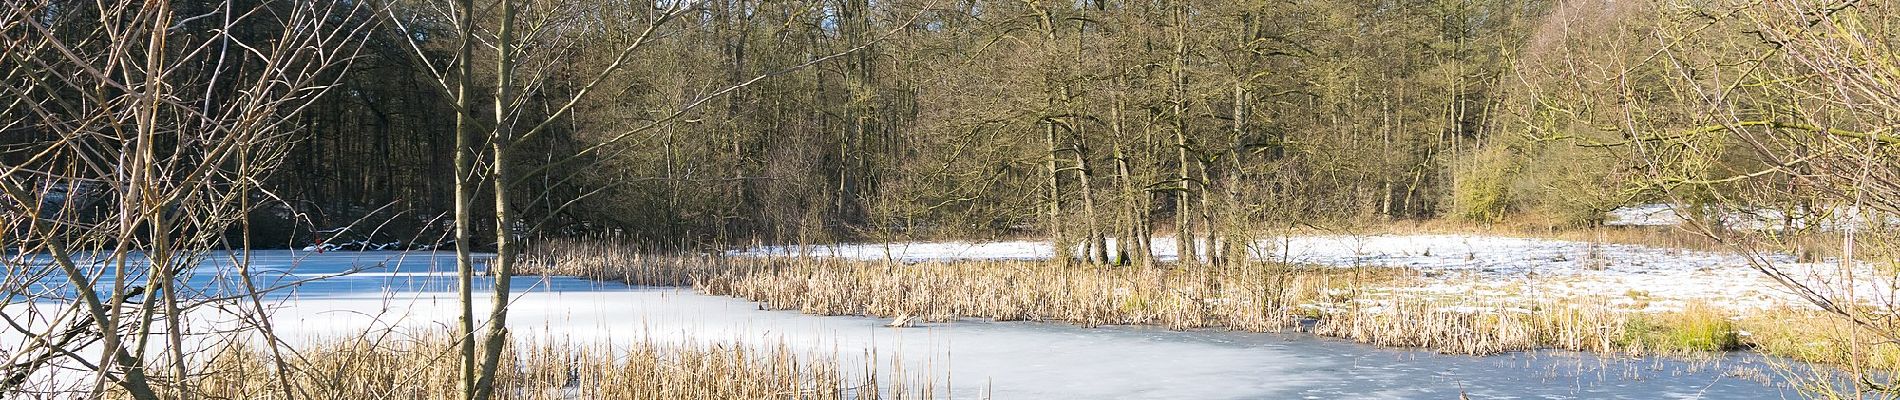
left=1171, top=0, right=1196, bottom=265
left=473, top=1, right=517, bottom=399
left=1225, top=83, right=1250, bottom=263
left=1073, top=122, right=1107, bottom=264
left=1110, top=88, right=1147, bottom=267
left=1196, top=148, right=1217, bottom=265
left=1046, top=120, right=1071, bottom=263
left=452, top=0, right=478, bottom=396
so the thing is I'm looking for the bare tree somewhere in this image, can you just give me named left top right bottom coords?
left=379, top=1, right=906, bottom=397
left=1529, top=0, right=1900, bottom=393
left=0, top=0, right=369, bottom=397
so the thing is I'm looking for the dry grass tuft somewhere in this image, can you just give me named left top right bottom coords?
left=521, top=239, right=732, bottom=286
left=180, top=330, right=926, bottom=400
left=1315, top=299, right=1755, bottom=356
left=1316, top=301, right=1604, bottom=355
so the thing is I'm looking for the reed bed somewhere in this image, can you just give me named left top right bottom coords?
left=521, top=239, right=734, bottom=286
left=1741, top=310, right=1900, bottom=371
left=701, top=258, right=1407, bottom=331
left=522, top=237, right=1408, bottom=331
left=179, top=331, right=928, bottom=400
left=521, top=239, right=1845, bottom=360
left=1314, top=299, right=1750, bottom=355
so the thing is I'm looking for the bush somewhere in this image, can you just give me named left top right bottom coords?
left=1515, top=138, right=1633, bottom=228
left=1617, top=302, right=1740, bottom=352
left=1451, top=145, right=1516, bottom=223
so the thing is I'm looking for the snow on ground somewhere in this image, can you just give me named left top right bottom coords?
left=1278, top=234, right=1886, bottom=312
left=734, top=240, right=1058, bottom=261
left=1605, top=204, right=1686, bottom=227
left=737, top=234, right=1897, bottom=313
left=1605, top=203, right=1900, bottom=231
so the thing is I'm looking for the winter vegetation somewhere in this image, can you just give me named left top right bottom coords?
left=4, top=0, right=1900, bottom=398
left=533, top=237, right=1891, bottom=364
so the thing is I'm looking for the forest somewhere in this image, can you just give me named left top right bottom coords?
left=11, top=0, right=1877, bottom=254
left=268, top=0, right=1571, bottom=250
left=247, top=0, right=1893, bottom=259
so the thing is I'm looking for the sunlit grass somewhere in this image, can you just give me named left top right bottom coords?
left=524, top=237, right=1884, bottom=369
left=182, top=330, right=926, bottom=400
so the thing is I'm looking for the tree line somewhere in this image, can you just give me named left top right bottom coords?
left=270, top=0, right=1545, bottom=257
left=13, top=0, right=1891, bottom=259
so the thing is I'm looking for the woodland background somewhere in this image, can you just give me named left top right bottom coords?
left=165, top=0, right=1878, bottom=250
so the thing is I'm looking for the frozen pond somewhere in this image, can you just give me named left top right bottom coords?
left=8, top=251, right=1809, bottom=398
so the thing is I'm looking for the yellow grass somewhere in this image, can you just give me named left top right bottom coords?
left=523, top=239, right=1751, bottom=356
left=178, top=330, right=927, bottom=400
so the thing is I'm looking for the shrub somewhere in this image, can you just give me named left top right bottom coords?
left=1452, top=145, right=1516, bottom=223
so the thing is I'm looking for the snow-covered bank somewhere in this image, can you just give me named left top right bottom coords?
left=1267, top=234, right=1852, bottom=312
left=736, top=234, right=1893, bottom=312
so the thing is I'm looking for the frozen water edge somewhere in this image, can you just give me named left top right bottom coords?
left=736, top=234, right=1894, bottom=312
left=253, top=287, right=1805, bottom=399
left=0, top=251, right=1813, bottom=398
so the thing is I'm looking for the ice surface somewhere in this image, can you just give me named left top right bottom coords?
left=262, top=279, right=1800, bottom=399
left=3, top=251, right=1814, bottom=398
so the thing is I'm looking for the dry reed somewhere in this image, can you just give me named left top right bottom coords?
left=521, top=239, right=1861, bottom=363
left=523, top=238, right=1408, bottom=331
left=176, top=330, right=928, bottom=400
left=1314, top=299, right=1752, bottom=355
